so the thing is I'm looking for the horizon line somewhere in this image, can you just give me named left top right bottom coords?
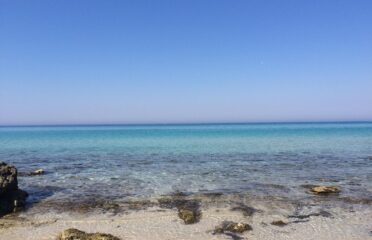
left=1, top=120, right=372, bottom=128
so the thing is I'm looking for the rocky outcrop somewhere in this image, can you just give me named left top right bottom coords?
left=57, top=228, right=121, bottom=240
left=0, top=162, right=18, bottom=195
left=0, top=162, right=28, bottom=217
left=311, top=186, right=341, bottom=195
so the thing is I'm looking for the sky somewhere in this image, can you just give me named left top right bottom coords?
left=0, top=0, right=371, bottom=125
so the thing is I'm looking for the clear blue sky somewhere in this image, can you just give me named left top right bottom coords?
left=1, top=0, right=371, bottom=125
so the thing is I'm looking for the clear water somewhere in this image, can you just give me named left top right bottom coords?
left=1, top=123, right=371, bottom=203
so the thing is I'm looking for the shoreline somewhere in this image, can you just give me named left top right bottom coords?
left=1, top=192, right=371, bottom=240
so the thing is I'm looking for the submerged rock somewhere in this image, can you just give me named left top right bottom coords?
left=30, top=169, right=45, bottom=176
left=310, top=186, right=341, bottom=195
left=18, top=168, right=45, bottom=177
left=0, top=162, right=28, bottom=217
left=214, top=221, right=252, bottom=234
left=58, top=228, right=121, bottom=240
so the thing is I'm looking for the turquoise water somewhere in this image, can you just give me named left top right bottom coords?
left=0, top=123, right=372, bottom=203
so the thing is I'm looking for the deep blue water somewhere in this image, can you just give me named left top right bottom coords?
left=0, top=123, right=371, bottom=203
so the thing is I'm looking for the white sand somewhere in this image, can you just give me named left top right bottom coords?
left=1, top=205, right=371, bottom=240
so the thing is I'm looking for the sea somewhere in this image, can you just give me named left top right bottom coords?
left=1, top=122, right=371, bottom=205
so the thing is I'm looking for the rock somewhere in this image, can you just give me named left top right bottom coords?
left=225, top=222, right=252, bottom=233
left=30, top=169, right=45, bottom=176
left=178, top=209, right=198, bottom=224
left=0, top=162, right=28, bottom=217
left=0, top=189, right=29, bottom=216
left=177, top=199, right=201, bottom=224
left=310, top=186, right=341, bottom=195
left=9, top=189, right=28, bottom=209
left=158, top=193, right=201, bottom=224
left=58, top=228, right=121, bottom=240
left=18, top=168, right=45, bottom=177
left=271, top=220, right=287, bottom=226
left=214, top=221, right=252, bottom=234
left=0, top=162, right=18, bottom=195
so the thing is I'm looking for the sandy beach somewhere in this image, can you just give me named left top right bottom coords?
left=1, top=193, right=371, bottom=240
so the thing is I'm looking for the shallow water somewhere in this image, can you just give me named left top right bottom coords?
left=1, top=123, right=372, bottom=204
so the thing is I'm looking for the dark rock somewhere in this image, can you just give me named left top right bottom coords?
left=0, top=162, right=28, bottom=217
left=158, top=193, right=201, bottom=224
left=57, top=228, right=121, bottom=240
left=0, top=189, right=28, bottom=217
left=291, top=219, right=310, bottom=224
left=214, top=221, right=252, bottom=234
left=271, top=220, right=288, bottom=226
left=9, top=189, right=28, bottom=209
left=177, top=200, right=201, bottom=224
left=178, top=209, right=197, bottom=224
left=0, top=162, right=18, bottom=195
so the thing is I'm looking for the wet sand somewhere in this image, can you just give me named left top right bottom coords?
left=1, top=194, right=371, bottom=240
